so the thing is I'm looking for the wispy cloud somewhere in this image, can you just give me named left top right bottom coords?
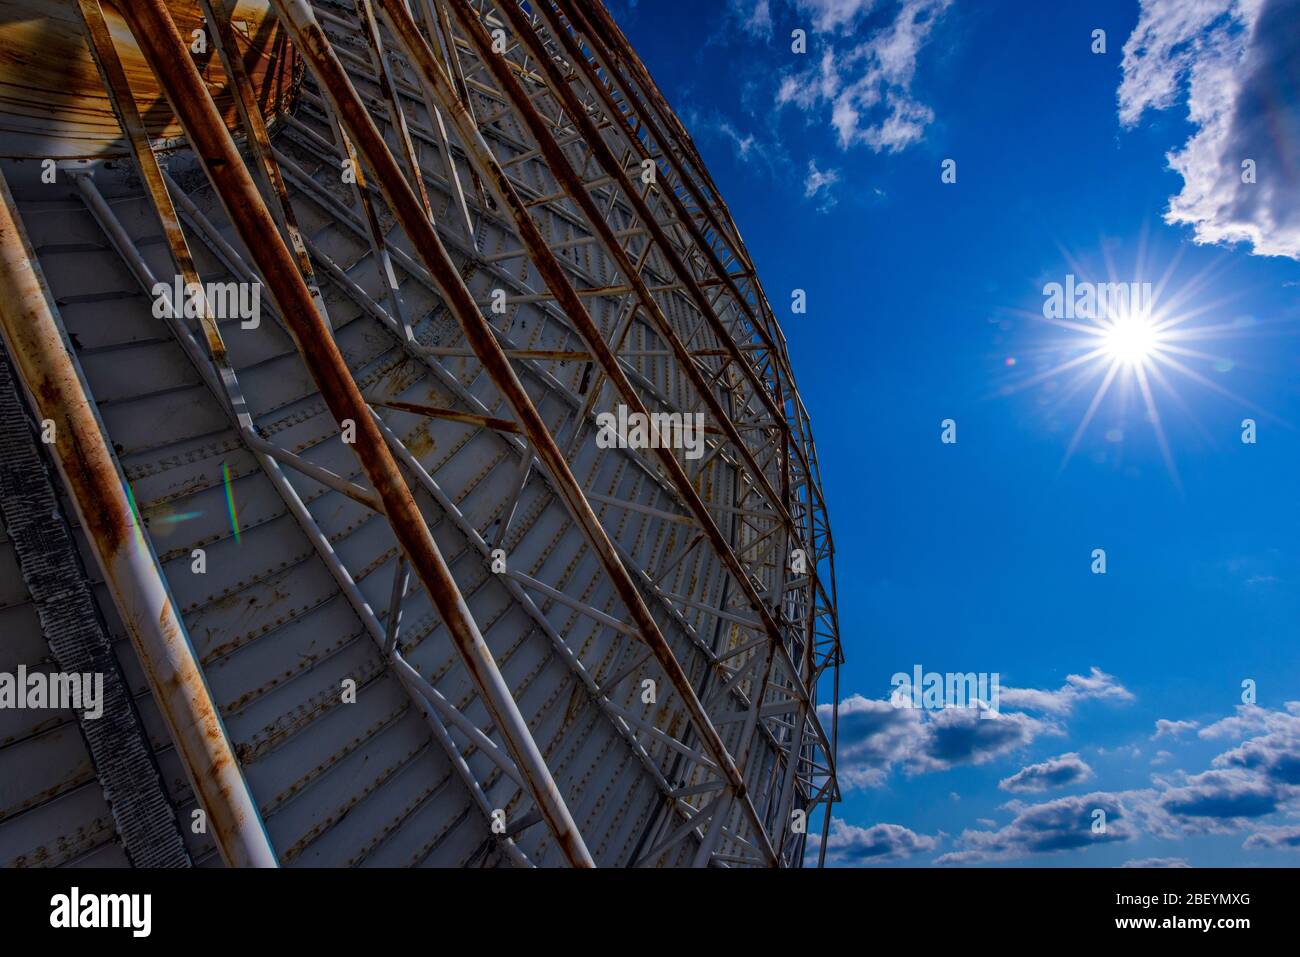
left=804, top=159, right=842, bottom=209
left=730, top=0, right=774, bottom=37
left=690, top=1, right=955, bottom=210
left=999, top=667, right=1135, bottom=716
left=777, top=0, right=952, bottom=151
left=794, top=0, right=878, bottom=32
left=717, top=120, right=761, bottom=161
left=680, top=106, right=790, bottom=175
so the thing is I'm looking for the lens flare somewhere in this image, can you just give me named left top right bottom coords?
left=1000, top=252, right=1271, bottom=487
left=222, top=461, right=241, bottom=544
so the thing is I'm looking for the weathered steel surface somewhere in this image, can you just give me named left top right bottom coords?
left=0, top=167, right=275, bottom=867
left=0, top=344, right=191, bottom=867
left=0, top=0, right=298, bottom=159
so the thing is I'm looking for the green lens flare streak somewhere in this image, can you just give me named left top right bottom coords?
left=222, top=462, right=240, bottom=544
left=124, top=481, right=148, bottom=551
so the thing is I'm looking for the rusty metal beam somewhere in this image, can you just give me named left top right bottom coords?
left=369, top=397, right=523, bottom=434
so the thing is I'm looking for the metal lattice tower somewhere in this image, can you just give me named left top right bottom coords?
left=0, top=0, right=841, bottom=868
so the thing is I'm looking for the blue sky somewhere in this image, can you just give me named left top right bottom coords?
left=609, top=0, right=1300, bottom=865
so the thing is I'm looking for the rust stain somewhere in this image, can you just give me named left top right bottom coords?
left=0, top=0, right=298, bottom=160
left=404, top=424, right=434, bottom=458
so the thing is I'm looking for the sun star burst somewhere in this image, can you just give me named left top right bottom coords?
left=1001, top=250, right=1272, bottom=487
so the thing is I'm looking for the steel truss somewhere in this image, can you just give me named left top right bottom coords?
left=1, top=0, right=841, bottom=867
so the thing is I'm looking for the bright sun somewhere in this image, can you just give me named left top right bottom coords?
left=1007, top=260, right=1265, bottom=488
left=1101, top=312, right=1160, bottom=364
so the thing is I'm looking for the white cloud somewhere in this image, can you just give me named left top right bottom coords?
left=846, top=700, right=1300, bottom=865
left=803, top=159, right=842, bottom=203
left=777, top=0, right=952, bottom=151
left=821, top=693, right=1062, bottom=789
left=936, top=791, right=1142, bottom=865
left=1199, top=701, right=1300, bottom=740
left=1160, top=767, right=1288, bottom=820
left=1243, top=824, right=1300, bottom=850
left=821, top=668, right=1133, bottom=791
left=999, top=753, right=1094, bottom=793
left=807, top=819, right=938, bottom=863
left=1153, top=718, right=1199, bottom=739
left=999, top=667, right=1135, bottom=716
left=793, top=0, right=880, bottom=32
left=732, top=0, right=774, bottom=37
left=1118, top=0, right=1300, bottom=259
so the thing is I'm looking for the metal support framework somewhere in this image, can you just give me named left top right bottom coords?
left=0, top=0, right=841, bottom=868
left=115, top=0, right=594, bottom=868
left=373, top=0, right=827, bottom=865
left=392, top=0, right=832, bottom=858
left=69, top=164, right=534, bottom=866
left=257, top=26, right=732, bottom=851
left=541, top=0, right=843, bottom=858
left=268, top=0, right=777, bottom=864
left=289, top=0, right=837, bottom=865
left=69, top=0, right=537, bottom=867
